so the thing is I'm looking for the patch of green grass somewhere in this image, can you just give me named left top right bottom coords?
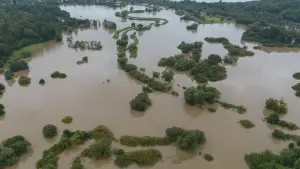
left=10, top=42, right=47, bottom=60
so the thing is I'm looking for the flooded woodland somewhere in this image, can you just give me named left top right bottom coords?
left=1, top=4, right=300, bottom=169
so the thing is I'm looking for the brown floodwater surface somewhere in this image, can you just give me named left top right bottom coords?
left=1, top=5, right=300, bottom=169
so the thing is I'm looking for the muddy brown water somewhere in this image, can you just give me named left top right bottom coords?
left=1, top=5, right=300, bottom=169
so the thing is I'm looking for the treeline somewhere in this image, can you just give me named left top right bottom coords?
left=0, top=2, right=91, bottom=65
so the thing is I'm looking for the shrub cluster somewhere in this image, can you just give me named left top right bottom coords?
left=239, top=119, right=255, bottom=129
left=186, top=23, right=198, bottom=30
left=62, top=116, right=73, bottom=124
left=9, top=60, right=29, bottom=72
left=86, top=138, right=112, bottom=160
left=51, top=71, right=67, bottom=79
left=204, top=37, right=229, bottom=44
left=77, top=56, right=88, bottom=65
left=218, top=101, right=247, bottom=114
left=166, top=126, right=206, bottom=151
left=265, top=113, right=299, bottom=130
left=37, top=130, right=90, bottom=169
left=292, top=83, right=300, bottom=98
left=0, top=135, right=31, bottom=168
left=184, top=85, right=221, bottom=105
left=18, top=76, right=31, bottom=86
left=265, top=98, right=288, bottom=114
left=89, top=125, right=114, bottom=140
left=114, top=149, right=162, bottom=168
left=119, top=135, right=172, bottom=147
left=130, top=92, right=152, bottom=111
left=39, top=79, right=45, bottom=85
left=43, top=124, right=58, bottom=138
left=0, top=103, right=5, bottom=116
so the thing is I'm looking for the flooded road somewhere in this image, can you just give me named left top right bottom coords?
left=1, top=4, right=299, bottom=169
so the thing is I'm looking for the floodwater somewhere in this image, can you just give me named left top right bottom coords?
left=1, top=4, right=300, bottom=169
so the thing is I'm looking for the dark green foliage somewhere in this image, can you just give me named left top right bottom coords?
left=265, top=113, right=280, bottom=124
left=0, top=83, right=5, bottom=94
left=71, top=162, right=84, bottom=169
left=161, top=70, right=174, bottom=82
left=0, top=103, right=5, bottom=116
left=0, top=135, right=31, bottom=168
left=37, top=130, right=90, bottom=169
left=207, top=107, right=216, bottom=112
left=82, top=56, right=88, bottom=62
left=130, top=92, right=151, bottom=111
left=223, top=42, right=254, bottom=57
left=90, top=125, right=114, bottom=140
left=39, top=79, right=45, bottom=85
left=292, top=83, right=300, bottom=91
left=165, top=126, right=206, bottom=151
left=9, top=61, right=29, bottom=72
left=142, top=86, right=153, bottom=93
left=18, top=76, right=31, bottom=86
left=242, top=23, right=300, bottom=47
left=272, top=129, right=292, bottom=140
left=186, top=23, right=198, bottom=30
left=266, top=113, right=299, bottom=130
left=184, top=85, right=221, bottom=105
left=123, top=64, right=137, bottom=72
left=71, top=41, right=102, bottom=50
left=140, top=68, right=145, bottom=72
left=114, top=149, right=162, bottom=168
left=2, top=135, right=31, bottom=156
left=20, top=51, right=32, bottom=58
left=113, top=148, right=125, bottom=156
left=4, top=70, right=13, bottom=80
left=51, top=71, right=67, bottom=79
left=152, top=71, right=160, bottom=78
left=296, top=91, right=300, bottom=98
left=190, top=62, right=227, bottom=82
left=88, top=138, right=112, bottom=159
left=177, top=41, right=203, bottom=54
left=43, top=124, right=58, bottom=138
left=206, top=54, right=222, bottom=65
left=293, top=72, right=300, bottom=80
left=265, top=98, right=288, bottom=114
left=217, top=101, right=247, bottom=114
left=62, top=116, right=73, bottom=124
left=103, top=19, right=117, bottom=29
left=117, top=57, right=128, bottom=66
left=288, top=143, right=295, bottom=149
left=239, top=119, right=255, bottom=129
left=176, top=129, right=206, bottom=151
left=204, top=37, right=229, bottom=44
left=204, top=154, right=214, bottom=161
left=119, top=135, right=172, bottom=147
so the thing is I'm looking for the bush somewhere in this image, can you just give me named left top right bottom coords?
left=0, top=83, right=5, bottom=90
left=176, top=130, right=206, bottom=151
left=140, top=68, right=146, bottom=72
left=113, top=148, right=125, bottom=156
left=9, top=60, right=29, bottom=72
left=0, top=103, right=5, bottom=116
left=272, top=129, right=292, bottom=140
left=142, top=86, right=153, bottom=93
left=43, top=124, right=58, bottom=138
left=292, top=83, right=300, bottom=91
left=2, top=135, right=31, bottom=156
left=20, top=51, right=32, bottom=58
left=204, top=37, right=229, bottom=44
left=161, top=70, right=174, bottom=82
left=130, top=92, right=151, bottom=111
left=119, top=135, right=172, bottom=147
left=82, top=56, right=88, bottom=62
left=88, top=138, right=112, bottom=159
left=265, top=98, right=288, bottom=114
left=208, top=107, right=216, bottom=112
left=186, top=23, right=198, bottom=30
left=184, top=85, right=220, bottom=105
left=239, top=119, right=255, bottom=128
left=204, top=154, right=214, bottom=161
left=18, top=76, right=31, bottom=86
left=293, top=72, right=300, bottom=80
left=114, top=149, right=162, bottom=168
left=51, top=71, right=67, bottom=79
left=152, top=71, right=160, bottom=78
left=165, top=127, right=206, bottom=151
left=90, top=125, right=114, bottom=140
left=62, top=116, right=73, bottom=124
left=39, top=79, right=45, bottom=85
left=206, top=54, right=222, bottom=65
left=4, top=70, right=13, bottom=80
left=296, top=91, right=300, bottom=97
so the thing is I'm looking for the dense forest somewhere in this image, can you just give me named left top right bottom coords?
left=0, top=0, right=91, bottom=66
